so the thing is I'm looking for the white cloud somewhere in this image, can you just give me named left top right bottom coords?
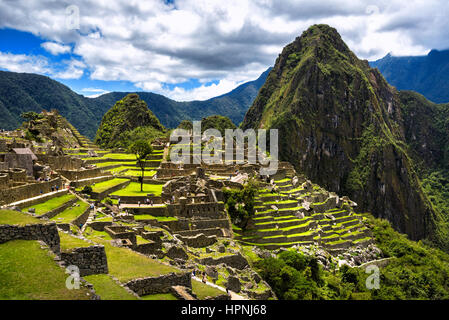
left=41, top=42, right=71, bottom=55
left=52, top=59, right=85, bottom=79
left=0, top=52, right=51, bottom=74
left=82, top=87, right=111, bottom=98
left=0, top=51, right=85, bottom=80
left=1, top=0, right=449, bottom=99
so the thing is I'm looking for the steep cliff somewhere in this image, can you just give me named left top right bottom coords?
left=242, top=24, right=447, bottom=247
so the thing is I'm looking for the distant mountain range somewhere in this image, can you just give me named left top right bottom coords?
left=0, top=68, right=271, bottom=139
left=370, top=49, right=449, bottom=103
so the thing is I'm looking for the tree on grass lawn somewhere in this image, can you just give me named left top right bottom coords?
left=129, top=140, right=153, bottom=192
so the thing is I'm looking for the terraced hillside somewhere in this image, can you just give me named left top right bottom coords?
left=234, top=176, right=372, bottom=251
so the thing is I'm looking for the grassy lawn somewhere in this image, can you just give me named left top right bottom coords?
left=90, top=178, right=129, bottom=193
left=84, top=227, right=113, bottom=240
left=86, top=153, right=137, bottom=161
left=0, top=210, right=42, bottom=226
left=92, top=161, right=136, bottom=168
left=141, top=293, right=178, bottom=300
left=51, top=200, right=89, bottom=224
left=110, top=182, right=163, bottom=197
left=134, top=214, right=177, bottom=222
left=88, top=237, right=179, bottom=282
left=22, top=194, right=76, bottom=215
left=83, top=274, right=138, bottom=300
left=58, top=231, right=92, bottom=252
left=0, top=240, right=91, bottom=300
left=122, top=169, right=156, bottom=177
left=191, top=279, right=224, bottom=299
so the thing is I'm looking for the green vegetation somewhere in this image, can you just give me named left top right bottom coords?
left=51, top=200, right=89, bottom=224
left=110, top=182, right=163, bottom=197
left=89, top=238, right=178, bottom=282
left=0, top=209, right=42, bottom=225
left=191, top=279, right=224, bottom=299
left=94, top=93, right=165, bottom=149
left=200, top=115, right=237, bottom=136
left=240, top=24, right=447, bottom=251
left=0, top=69, right=268, bottom=138
left=129, top=139, right=153, bottom=192
left=58, top=231, right=91, bottom=252
left=0, top=240, right=91, bottom=300
left=22, top=194, right=76, bottom=215
left=89, top=178, right=129, bottom=194
left=255, top=214, right=449, bottom=300
left=141, top=293, right=178, bottom=300
left=223, top=178, right=258, bottom=230
left=84, top=274, right=138, bottom=300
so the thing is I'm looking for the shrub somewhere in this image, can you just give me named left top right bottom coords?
left=223, top=178, right=258, bottom=230
left=81, top=185, right=92, bottom=194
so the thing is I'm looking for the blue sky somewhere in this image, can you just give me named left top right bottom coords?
left=0, top=27, right=219, bottom=98
left=1, top=0, right=448, bottom=100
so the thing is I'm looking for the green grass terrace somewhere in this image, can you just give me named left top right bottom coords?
left=110, top=182, right=163, bottom=197
left=0, top=210, right=42, bottom=226
left=51, top=200, right=89, bottom=224
left=0, top=240, right=91, bottom=299
left=22, top=194, right=76, bottom=216
left=78, top=178, right=129, bottom=194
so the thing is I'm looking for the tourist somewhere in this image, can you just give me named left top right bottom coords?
left=202, top=273, right=206, bottom=283
left=118, top=198, right=121, bottom=208
left=138, top=201, right=141, bottom=207
left=56, top=185, right=59, bottom=191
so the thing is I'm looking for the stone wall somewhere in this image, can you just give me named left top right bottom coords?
left=0, top=178, right=63, bottom=206
left=69, top=175, right=112, bottom=189
left=59, top=168, right=104, bottom=180
left=177, top=233, right=217, bottom=248
left=175, top=228, right=224, bottom=238
left=134, top=241, right=162, bottom=255
left=4, top=154, right=33, bottom=175
left=0, top=173, right=8, bottom=189
left=0, top=140, right=7, bottom=152
left=191, top=219, right=230, bottom=230
left=197, top=253, right=249, bottom=270
left=0, top=222, right=60, bottom=253
left=72, top=205, right=91, bottom=227
left=37, top=155, right=83, bottom=170
left=104, top=225, right=136, bottom=244
left=125, top=272, right=191, bottom=295
left=87, top=221, right=113, bottom=231
left=14, top=189, right=68, bottom=209
left=60, top=245, right=108, bottom=276
left=38, top=197, right=78, bottom=219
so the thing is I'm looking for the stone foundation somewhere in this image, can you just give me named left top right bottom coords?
left=60, top=245, right=108, bottom=276
left=0, top=222, right=60, bottom=253
left=125, top=272, right=191, bottom=295
left=0, top=178, right=63, bottom=206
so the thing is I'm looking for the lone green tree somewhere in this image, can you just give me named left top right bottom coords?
left=129, top=140, right=153, bottom=192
